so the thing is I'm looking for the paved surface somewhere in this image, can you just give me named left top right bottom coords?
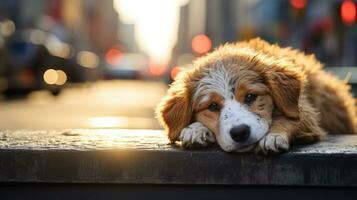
left=1, top=129, right=357, bottom=154
left=2, top=79, right=357, bottom=187
left=0, top=80, right=167, bottom=130
left=0, top=129, right=170, bottom=150
left=1, top=129, right=357, bottom=186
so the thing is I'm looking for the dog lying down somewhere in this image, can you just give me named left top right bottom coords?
left=156, top=38, right=357, bottom=155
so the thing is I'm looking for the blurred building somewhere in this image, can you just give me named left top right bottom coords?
left=0, top=0, right=124, bottom=96
left=171, top=0, right=357, bottom=73
left=1, top=0, right=357, bottom=86
left=0, top=0, right=120, bottom=54
left=62, top=0, right=119, bottom=54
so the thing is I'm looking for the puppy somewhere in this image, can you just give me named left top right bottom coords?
left=156, top=38, right=357, bottom=155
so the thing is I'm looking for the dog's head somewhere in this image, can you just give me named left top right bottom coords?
left=156, top=39, right=305, bottom=152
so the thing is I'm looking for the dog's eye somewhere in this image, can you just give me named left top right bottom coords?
left=245, top=93, right=257, bottom=104
left=208, top=102, right=221, bottom=112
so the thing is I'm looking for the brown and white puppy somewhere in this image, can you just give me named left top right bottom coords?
left=156, top=38, right=357, bottom=155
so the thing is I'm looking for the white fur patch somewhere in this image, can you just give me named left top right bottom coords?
left=193, top=61, right=233, bottom=101
left=255, top=133, right=289, bottom=155
left=217, top=99, right=269, bottom=152
left=179, top=122, right=216, bottom=147
left=193, top=61, right=269, bottom=152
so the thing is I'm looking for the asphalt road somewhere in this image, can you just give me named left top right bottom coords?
left=0, top=80, right=167, bottom=130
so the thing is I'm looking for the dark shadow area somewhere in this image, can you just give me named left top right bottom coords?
left=1, top=183, right=357, bottom=200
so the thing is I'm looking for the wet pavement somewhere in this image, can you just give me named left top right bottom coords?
left=0, top=80, right=167, bottom=130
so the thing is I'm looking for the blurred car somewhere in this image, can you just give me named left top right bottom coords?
left=0, top=31, right=48, bottom=97
left=103, top=51, right=147, bottom=80
left=0, top=29, right=100, bottom=98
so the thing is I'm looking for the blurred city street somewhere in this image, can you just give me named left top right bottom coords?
left=0, top=80, right=166, bottom=130
left=0, top=0, right=356, bottom=131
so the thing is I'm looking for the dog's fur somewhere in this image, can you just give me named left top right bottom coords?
left=156, top=38, right=357, bottom=154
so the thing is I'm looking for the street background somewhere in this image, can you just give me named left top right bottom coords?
left=0, top=80, right=166, bottom=129
left=0, top=0, right=356, bottom=130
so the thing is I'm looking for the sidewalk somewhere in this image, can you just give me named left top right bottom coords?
left=1, top=129, right=357, bottom=186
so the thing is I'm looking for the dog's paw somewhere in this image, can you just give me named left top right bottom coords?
left=179, top=122, right=216, bottom=148
left=255, top=133, right=289, bottom=155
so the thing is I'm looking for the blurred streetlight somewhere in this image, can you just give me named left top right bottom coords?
left=43, top=69, right=58, bottom=85
left=43, top=69, right=67, bottom=85
left=76, top=51, right=99, bottom=68
left=191, top=34, right=212, bottom=54
left=148, top=62, right=166, bottom=76
left=290, top=0, right=307, bottom=9
left=341, top=0, right=356, bottom=26
left=0, top=19, right=16, bottom=37
left=46, top=36, right=72, bottom=59
left=105, top=48, right=123, bottom=66
left=29, top=29, right=47, bottom=45
left=56, top=70, right=67, bottom=85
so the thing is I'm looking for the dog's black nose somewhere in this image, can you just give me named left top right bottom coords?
left=230, top=124, right=250, bottom=143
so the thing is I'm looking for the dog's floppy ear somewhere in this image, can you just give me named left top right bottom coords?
left=264, top=66, right=304, bottom=119
left=156, top=75, right=193, bottom=142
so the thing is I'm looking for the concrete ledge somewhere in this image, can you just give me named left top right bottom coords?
left=1, top=129, right=357, bottom=186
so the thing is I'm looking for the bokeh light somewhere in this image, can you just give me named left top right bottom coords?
left=0, top=19, right=16, bottom=37
left=341, top=0, right=356, bottom=26
left=43, top=69, right=67, bottom=85
left=149, top=62, right=166, bottom=76
left=46, top=37, right=71, bottom=59
left=56, top=70, right=67, bottom=85
left=43, top=69, right=58, bottom=85
left=290, top=0, right=307, bottom=9
left=105, top=48, right=123, bottom=66
left=29, top=29, right=47, bottom=45
left=170, top=66, right=181, bottom=80
left=89, top=117, right=121, bottom=128
left=191, top=34, right=212, bottom=54
left=76, top=51, right=99, bottom=68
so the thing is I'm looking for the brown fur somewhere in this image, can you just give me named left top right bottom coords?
left=155, top=72, right=194, bottom=141
left=156, top=38, right=357, bottom=147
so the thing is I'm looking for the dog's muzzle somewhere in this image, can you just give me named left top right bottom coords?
left=229, top=124, right=250, bottom=143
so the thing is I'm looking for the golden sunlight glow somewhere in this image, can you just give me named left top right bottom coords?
left=43, top=69, right=58, bottom=85
left=76, top=51, right=99, bottom=68
left=77, top=129, right=167, bottom=145
left=88, top=116, right=156, bottom=128
left=114, top=0, right=189, bottom=64
left=89, top=117, right=120, bottom=128
left=96, top=129, right=164, bottom=137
